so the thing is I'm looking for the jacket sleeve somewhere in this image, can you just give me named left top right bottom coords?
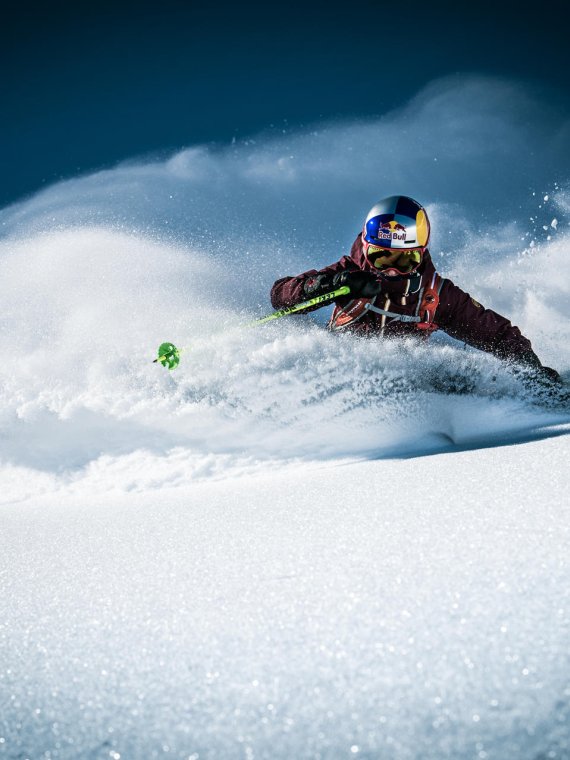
left=270, top=256, right=358, bottom=309
left=436, top=278, right=541, bottom=365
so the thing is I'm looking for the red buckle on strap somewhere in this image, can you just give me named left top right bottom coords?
left=415, top=276, right=441, bottom=330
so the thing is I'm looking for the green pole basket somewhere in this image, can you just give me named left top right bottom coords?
left=156, top=342, right=180, bottom=370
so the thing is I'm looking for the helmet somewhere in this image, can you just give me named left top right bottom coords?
left=362, top=195, right=430, bottom=278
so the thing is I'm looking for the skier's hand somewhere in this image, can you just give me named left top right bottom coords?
left=514, top=355, right=564, bottom=397
left=527, top=365, right=569, bottom=404
left=534, top=365, right=562, bottom=387
left=303, top=269, right=382, bottom=299
left=332, top=270, right=383, bottom=298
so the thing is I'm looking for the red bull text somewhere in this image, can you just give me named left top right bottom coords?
left=378, top=220, right=407, bottom=242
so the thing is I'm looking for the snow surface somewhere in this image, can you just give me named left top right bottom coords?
left=1, top=76, right=570, bottom=758
left=2, top=437, right=570, bottom=760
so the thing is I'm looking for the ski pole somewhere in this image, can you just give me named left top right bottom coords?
left=153, top=285, right=350, bottom=369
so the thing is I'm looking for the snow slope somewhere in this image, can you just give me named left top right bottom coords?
left=1, top=76, right=569, bottom=758
left=2, top=439, right=570, bottom=759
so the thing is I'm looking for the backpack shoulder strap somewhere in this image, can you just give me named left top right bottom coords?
left=415, top=273, right=445, bottom=331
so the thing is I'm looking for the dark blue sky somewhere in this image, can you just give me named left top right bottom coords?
left=2, top=0, right=568, bottom=208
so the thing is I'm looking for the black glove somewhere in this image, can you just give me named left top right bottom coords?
left=303, top=270, right=382, bottom=299
left=517, top=351, right=561, bottom=384
left=538, top=366, right=562, bottom=384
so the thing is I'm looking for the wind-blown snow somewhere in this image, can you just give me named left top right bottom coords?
left=0, top=75, right=569, bottom=758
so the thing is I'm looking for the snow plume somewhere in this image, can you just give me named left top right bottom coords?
left=0, top=75, right=569, bottom=503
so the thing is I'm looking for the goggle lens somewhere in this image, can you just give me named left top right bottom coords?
left=365, top=244, right=423, bottom=273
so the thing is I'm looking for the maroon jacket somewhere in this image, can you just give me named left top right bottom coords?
left=271, top=235, right=540, bottom=365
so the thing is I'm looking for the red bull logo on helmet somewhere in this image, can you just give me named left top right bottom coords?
left=377, top=220, right=407, bottom=242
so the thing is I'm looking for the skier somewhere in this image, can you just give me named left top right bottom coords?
left=270, top=195, right=560, bottom=385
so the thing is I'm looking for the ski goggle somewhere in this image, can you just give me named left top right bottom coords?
left=363, top=243, right=424, bottom=275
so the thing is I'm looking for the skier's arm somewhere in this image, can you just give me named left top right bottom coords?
left=270, top=256, right=362, bottom=309
left=436, top=279, right=558, bottom=377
